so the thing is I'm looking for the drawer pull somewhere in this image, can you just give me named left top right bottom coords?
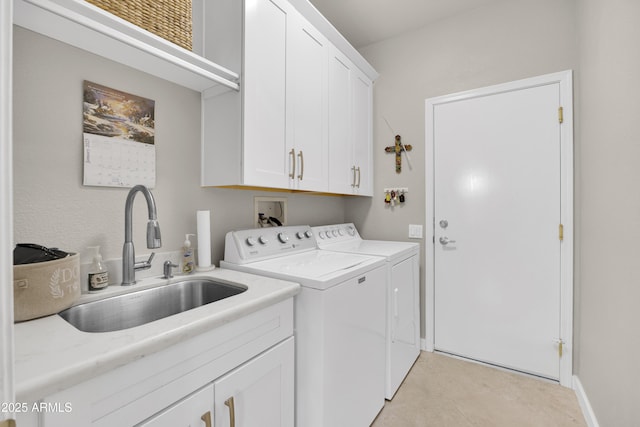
left=201, top=411, right=212, bottom=427
left=225, top=396, right=236, bottom=427
left=289, top=149, right=296, bottom=179
left=297, top=150, right=304, bottom=180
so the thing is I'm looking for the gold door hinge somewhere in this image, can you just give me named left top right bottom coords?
left=558, top=106, right=564, bottom=124
left=559, top=224, right=564, bottom=241
left=554, top=338, right=565, bottom=358
left=559, top=340, right=563, bottom=357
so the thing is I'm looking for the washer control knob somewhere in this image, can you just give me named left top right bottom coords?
left=278, top=232, right=289, bottom=243
left=347, top=226, right=356, bottom=236
left=305, top=230, right=313, bottom=238
left=332, top=230, right=339, bottom=237
left=258, top=236, right=268, bottom=245
left=296, top=231, right=305, bottom=239
left=246, top=237, right=257, bottom=246
left=319, top=231, right=326, bottom=239
left=338, top=229, right=344, bottom=236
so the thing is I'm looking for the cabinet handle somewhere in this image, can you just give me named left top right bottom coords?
left=351, top=166, right=357, bottom=187
left=289, top=149, right=296, bottom=179
left=201, top=411, right=212, bottom=427
left=356, top=166, right=361, bottom=188
left=297, top=150, right=304, bottom=180
left=225, top=397, right=236, bottom=427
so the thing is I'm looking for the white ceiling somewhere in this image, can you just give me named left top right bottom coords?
left=308, top=0, right=502, bottom=48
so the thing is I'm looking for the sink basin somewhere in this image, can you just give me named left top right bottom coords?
left=59, top=278, right=247, bottom=333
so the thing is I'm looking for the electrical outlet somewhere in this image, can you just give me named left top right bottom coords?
left=408, top=224, right=423, bottom=239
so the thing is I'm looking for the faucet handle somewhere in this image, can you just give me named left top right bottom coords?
left=134, top=252, right=156, bottom=272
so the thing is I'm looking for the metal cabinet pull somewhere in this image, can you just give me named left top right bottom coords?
left=289, top=149, right=296, bottom=179
left=225, top=397, right=236, bottom=427
left=201, top=411, right=212, bottom=427
left=297, top=150, right=304, bottom=180
left=351, top=166, right=357, bottom=187
left=356, top=166, right=361, bottom=188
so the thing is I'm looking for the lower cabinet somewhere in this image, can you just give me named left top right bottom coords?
left=139, top=337, right=294, bottom=427
left=214, top=338, right=294, bottom=427
left=18, top=299, right=294, bottom=427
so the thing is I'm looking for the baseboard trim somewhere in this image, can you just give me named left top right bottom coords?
left=573, top=375, right=600, bottom=427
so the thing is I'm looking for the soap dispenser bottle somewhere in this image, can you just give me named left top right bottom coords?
left=182, top=234, right=195, bottom=274
left=88, top=246, right=109, bottom=292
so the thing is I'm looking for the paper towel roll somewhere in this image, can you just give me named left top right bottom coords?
left=196, top=210, right=214, bottom=271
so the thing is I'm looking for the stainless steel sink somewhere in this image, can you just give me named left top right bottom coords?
left=59, top=278, right=247, bottom=333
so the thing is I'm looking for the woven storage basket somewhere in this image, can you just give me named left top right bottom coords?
left=13, top=253, right=81, bottom=322
left=86, top=0, right=193, bottom=50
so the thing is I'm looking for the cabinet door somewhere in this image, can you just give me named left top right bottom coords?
left=327, top=47, right=354, bottom=194
left=137, top=384, right=214, bottom=427
left=243, top=0, right=290, bottom=188
left=351, top=68, right=373, bottom=196
left=287, top=11, right=328, bottom=192
left=214, top=337, right=294, bottom=427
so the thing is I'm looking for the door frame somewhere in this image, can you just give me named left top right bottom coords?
left=1, top=0, right=15, bottom=420
left=424, top=70, right=574, bottom=387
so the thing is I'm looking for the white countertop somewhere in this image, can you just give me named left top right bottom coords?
left=14, top=268, right=300, bottom=402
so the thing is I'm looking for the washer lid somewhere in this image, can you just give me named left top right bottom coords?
left=319, top=239, right=419, bottom=260
left=238, top=250, right=385, bottom=290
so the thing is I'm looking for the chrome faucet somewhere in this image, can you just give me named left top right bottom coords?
left=122, top=185, right=161, bottom=285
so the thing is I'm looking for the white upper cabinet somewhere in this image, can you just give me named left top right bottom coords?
left=202, top=0, right=329, bottom=192
left=286, top=11, right=328, bottom=192
left=242, top=0, right=290, bottom=189
left=328, top=47, right=374, bottom=196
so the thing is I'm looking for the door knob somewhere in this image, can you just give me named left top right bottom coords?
left=439, top=219, right=448, bottom=229
left=439, top=236, right=456, bottom=245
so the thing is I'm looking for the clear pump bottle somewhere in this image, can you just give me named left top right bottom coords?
left=182, top=234, right=195, bottom=274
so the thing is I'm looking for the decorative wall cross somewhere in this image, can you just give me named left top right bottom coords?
left=384, top=135, right=412, bottom=173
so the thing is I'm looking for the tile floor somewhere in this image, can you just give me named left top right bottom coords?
left=371, top=352, right=586, bottom=427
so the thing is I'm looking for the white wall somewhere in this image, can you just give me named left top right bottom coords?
left=348, top=0, right=579, bottom=339
left=12, top=27, right=346, bottom=270
left=576, top=0, right=640, bottom=425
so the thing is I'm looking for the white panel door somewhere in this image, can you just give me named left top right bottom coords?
left=287, top=11, right=328, bottom=191
left=433, top=83, right=562, bottom=379
left=351, top=68, right=373, bottom=195
left=243, top=0, right=289, bottom=188
left=327, top=48, right=353, bottom=194
left=214, top=338, right=294, bottom=427
left=137, top=384, right=214, bottom=427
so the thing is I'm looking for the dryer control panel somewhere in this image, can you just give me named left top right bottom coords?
left=312, top=223, right=361, bottom=244
left=224, top=225, right=317, bottom=264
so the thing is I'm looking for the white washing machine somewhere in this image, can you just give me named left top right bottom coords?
left=312, top=223, right=421, bottom=400
left=221, top=225, right=386, bottom=427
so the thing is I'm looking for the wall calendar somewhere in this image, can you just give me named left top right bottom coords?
left=82, top=80, right=156, bottom=188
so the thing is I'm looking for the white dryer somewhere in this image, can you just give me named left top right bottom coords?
left=222, top=225, right=386, bottom=427
left=312, top=223, right=420, bottom=399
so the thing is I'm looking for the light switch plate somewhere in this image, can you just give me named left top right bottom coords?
left=408, top=224, right=423, bottom=239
